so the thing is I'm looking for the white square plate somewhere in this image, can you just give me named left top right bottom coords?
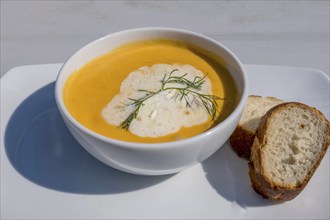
left=1, top=64, right=329, bottom=219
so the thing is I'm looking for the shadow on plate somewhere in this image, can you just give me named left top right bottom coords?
left=5, top=82, right=172, bottom=194
left=202, top=142, right=281, bottom=208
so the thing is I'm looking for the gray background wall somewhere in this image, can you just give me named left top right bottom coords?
left=1, top=1, right=329, bottom=76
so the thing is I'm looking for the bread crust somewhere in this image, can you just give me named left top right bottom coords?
left=230, top=125, right=255, bottom=160
left=248, top=162, right=306, bottom=200
left=249, top=102, right=330, bottom=201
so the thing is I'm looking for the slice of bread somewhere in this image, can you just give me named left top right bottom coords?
left=249, top=102, right=330, bottom=201
left=230, top=95, right=284, bottom=160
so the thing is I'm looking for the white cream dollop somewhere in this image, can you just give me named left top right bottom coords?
left=101, top=64, right=213, bottom=137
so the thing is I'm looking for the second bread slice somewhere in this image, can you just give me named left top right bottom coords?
left=230, top=95, right=284, bottom=160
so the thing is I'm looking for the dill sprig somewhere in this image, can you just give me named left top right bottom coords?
left=119, top=90, right=157, bottom=130
left=119, top=69, right=224, bottom=130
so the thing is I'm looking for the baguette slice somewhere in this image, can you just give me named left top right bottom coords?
left=230, top=95, right=284, bottom=160
left=249, top=102, right=330, bottom=201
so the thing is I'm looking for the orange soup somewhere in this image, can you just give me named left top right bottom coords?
left=63, top=39, right=239, bottom=143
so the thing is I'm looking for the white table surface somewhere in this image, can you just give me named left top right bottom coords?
left=1, top=1, right=329, bottom=77
left=1, top=63, right=329, bottom=219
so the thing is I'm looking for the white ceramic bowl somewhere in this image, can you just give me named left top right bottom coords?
left=55, top=27, right=248, bottom=175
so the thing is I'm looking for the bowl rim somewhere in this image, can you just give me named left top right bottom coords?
left=55, top=27, right=249, bottom=150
